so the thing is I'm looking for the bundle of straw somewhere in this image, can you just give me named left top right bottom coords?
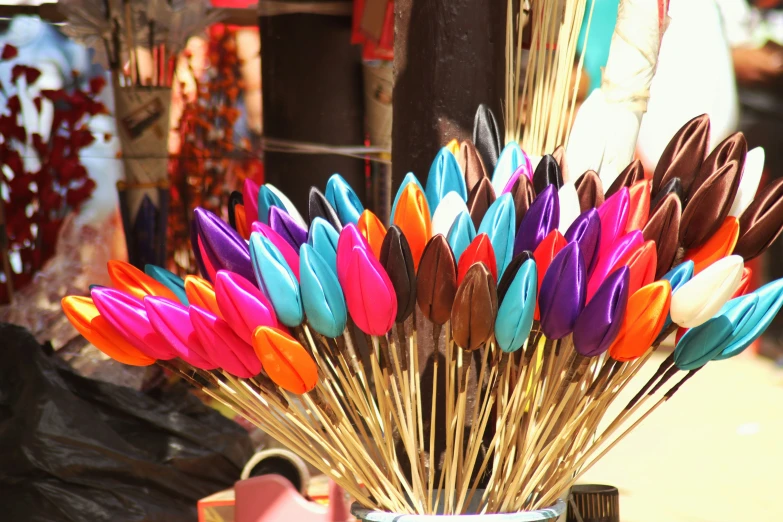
left=62, top=113, right=783, bottom=516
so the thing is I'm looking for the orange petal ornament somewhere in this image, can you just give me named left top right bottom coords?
left=62, top=296, right=155, bottom=366
left=393, top=182, right=432, bottom=270
left=357, top=209, right=387, bottom=259
left=684, top=216, right=740, bottom=274
left=625, top=180, right=651, bottom=233
left=609, top=281, right=672, bottom=362
left=731, top=267, right=753, bottom=299
left=253, top=326, right=318, bottom=394
left=622, top=240, right=658, bottom=297
left=184, top=275, right=221, bottom=318
left=234, top=204, right=250, bottom=240
left=107, top=260, right=178, bottom=302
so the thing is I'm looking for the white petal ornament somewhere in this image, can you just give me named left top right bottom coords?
left=669, top=255, right=744, bottom=328
left=729, top=147, right=764, bottom=218
left=431, top=191, right=469, bottom=237
left=557, top=182, right=580, bottom=233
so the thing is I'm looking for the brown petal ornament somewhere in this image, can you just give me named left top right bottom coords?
left=689, top=132, right=747, bottom=200
left=734, top=178, right=783, bottom=261
left=467, top=177, right=497, bottom=230
left=458, top=139, right=488, bottom=193
left=451, top=263, right=498, bottom=351
left=653, top=113, right=710, bottom=196
left=643, top=193, right=682, bottom=278
left=606, top=159, right=645, bottom=198
left=511, top=174, right=536, bottom=230
left=680, top=160, right=742, bottom=249
left=417, top=235, right=458, bottom=325
left=574, top=170, right=604, bottom=212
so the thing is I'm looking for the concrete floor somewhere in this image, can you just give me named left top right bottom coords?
left=580, top=350, right=783, bottom=522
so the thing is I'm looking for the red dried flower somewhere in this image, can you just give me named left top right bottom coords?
left=1, top=44, right=17, bottom=60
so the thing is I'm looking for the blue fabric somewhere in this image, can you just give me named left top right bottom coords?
left=577, top=0, right=621, bottom=93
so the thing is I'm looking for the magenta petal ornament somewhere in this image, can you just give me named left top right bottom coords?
left=215, top=269, right=279, bottom=342
left=587, top=230, right=643, bottom=302
left=243, top=178, right=260, bottom=227
left=336, top=223, right=372, bottom=281
left=338, top=245, right=397, bottom=335
left=565, top=208, right=602, bottom=276
left=250, top=221, right=301, bottom=280
left=514, top=185, right=560, bottom=255
left=144, top=296, right=217, bottom=369
left=270, top=206, right=308, bottom=251
left=573, top=267, right=629, bottom=357
left=189, top=305, right=262, bottom=378
left=91, top=287, right=176, bottom=360
left=193, top=207, right=254, bottom=284
left=538, top=242, right=586, bottom=340
left=596, top=188, right=630, bottom=256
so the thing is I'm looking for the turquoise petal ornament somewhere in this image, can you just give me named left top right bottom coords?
left=300, top=244, right=348, bottom=338
left=426, top=148, right=467, bottom=214
left=492, top=142, right=525, bottom=195
left=325, top=173, right=365, bottom=225
left=144, top=264, right=188, bottom=305
left=478, top=193, right=516, bottom=278
left=250, top=233, right=304, bottom=327
left=308, top=217, right=341, bottom=273
left=675, top=294, right=759, bottom=370
left=391, top=172, right=424, bottom=223
left=495, top=259, right=537, bottom=352
left=258, top=184, right=285, bottom=225
left=714, top=278, right=783, bottom=360
left=447, top=211, right=477, bottom=262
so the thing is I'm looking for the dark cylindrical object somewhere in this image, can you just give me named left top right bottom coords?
left=260, top=11, right=365, bottom=212
left=392, top=0, right=506, bottom=190
left=567, top=484, right=620, bottom=522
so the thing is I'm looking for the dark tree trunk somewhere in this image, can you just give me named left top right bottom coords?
left=260, top=12, right=366, bottom=213
left=392, top=0, right=507, bottom=190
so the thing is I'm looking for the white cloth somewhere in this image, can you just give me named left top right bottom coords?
left=636, top=0, right=739, bottom=173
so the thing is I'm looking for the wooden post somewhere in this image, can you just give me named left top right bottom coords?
left=393, top=0, right=507, bottom=189
left=259, top=11, right=366, bottom=213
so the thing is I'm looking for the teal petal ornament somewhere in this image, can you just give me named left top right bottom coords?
left=308, top=217, right=340, bottom=273
left=144, top=264, right=188, bottom=305
left=447, top=211, right=477, bottom=263
left=478, top=193, right=516, bottom=278
left=675, top=294, right=759, bottom=370
left=494, top=259, right=537, bottom=352
left=714, top=278, right=783, bottom=360
left=425, top=147, right=467, bottom=214
left=491, top=142, right=524, bottom=195
left=391, top=172, right=424, bottom=223
left=325, top=173, right=364, bottom=226
left=299, top=244, right=347, bottom=338
left=258, top=184, right=285, bottom=225
left=250, top=233, right=304, bottom=327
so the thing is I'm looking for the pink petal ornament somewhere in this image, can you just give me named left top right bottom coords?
left=90, top=287, right=176, bottom=360
left=597, top=187, right=630, bottom=256
left=144, top=296, right=217, bottom=369
left=251, top=222, right=301, bottom=280
left=215, top=269, right=279, bottom=342
left=338, top=245, right=397, bottom=335
left=336, top=223, right=372, bottom=282
left=586, top=230, right=644, bottom=302
left=501, top=162, right=534, bottom=194
left=189, top=305, right=262, bottom=378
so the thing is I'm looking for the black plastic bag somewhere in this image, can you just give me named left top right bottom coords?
left=0, top=323, right=253, bottom=522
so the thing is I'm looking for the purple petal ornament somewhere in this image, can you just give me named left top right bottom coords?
left=514, top=185, right=560, bottom=255
left=573, top=267, right=630, bottom=357
left=538, top=242, right=586, bottom=339
left=192, top=207, right=254, bottom=284
left=269, top=206, right=308, bottom=250
left=564, top=208, right=602, bottom=276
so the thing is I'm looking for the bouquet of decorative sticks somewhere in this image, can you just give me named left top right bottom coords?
left=62, top=113, right=783, bottom=516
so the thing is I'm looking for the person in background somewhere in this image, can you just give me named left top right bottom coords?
left=715, top=0, right=783, bottom=359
